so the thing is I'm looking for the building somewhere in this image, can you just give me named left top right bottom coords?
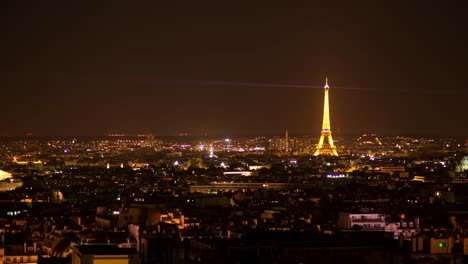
left=314, top=78, right=338, bottom=156
left=338, top=212, right=386, bottom=231
left=385, top=217, right=420, bottom=240
left=70, top=245, right=139, bottom=264
left=189, top=182, right=290, bottom=194
left=1, top=233, right=39, bottom=264
left=456, top=156, right=468, bottom=173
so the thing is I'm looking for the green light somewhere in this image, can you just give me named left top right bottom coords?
left=439, top=243, right=445, bottom=248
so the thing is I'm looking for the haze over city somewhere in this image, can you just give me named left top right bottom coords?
left=1, top=2, right=467, bottom=137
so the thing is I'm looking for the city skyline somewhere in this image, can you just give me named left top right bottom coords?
left=1, top=2, right=467, bottom=137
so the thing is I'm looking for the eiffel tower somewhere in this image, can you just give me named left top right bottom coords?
left=314, top=78, right=338, bottom=156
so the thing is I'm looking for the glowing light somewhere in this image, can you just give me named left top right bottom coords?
left=209, top=145, right=214, bottom=158
left=314, top=78, right=338, bottom=156
left=0, top=170, right=12, bottom=181
left=326, top=174, right=346, bottom=178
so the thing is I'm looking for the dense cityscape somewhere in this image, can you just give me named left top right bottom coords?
left=1, top=127, right=468, bottom=264
left=1, top=76, right=467, bottom=264
left=3, top=2, right=467, bottom=264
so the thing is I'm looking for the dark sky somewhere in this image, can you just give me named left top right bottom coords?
left=1, top=2, right=467, bottom=137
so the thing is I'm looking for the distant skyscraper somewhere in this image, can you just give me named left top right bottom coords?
left=314, top=78, right=338, bottom=156
left=209, top=145, right=214, bottom=158
left=285, top=129, right=289, bottom=152
left=223, top=138, right=232, bottom=152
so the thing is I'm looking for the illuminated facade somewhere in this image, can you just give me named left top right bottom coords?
left=456, top=156, right=468, bottom=173
left=314, top=78, right=338, bottom=156
left=209, top=145, right=214, bottom=157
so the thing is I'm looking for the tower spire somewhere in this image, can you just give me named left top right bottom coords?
left=314, top=78, right=338, bottom=156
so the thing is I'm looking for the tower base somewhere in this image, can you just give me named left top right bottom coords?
left=314, top=130, right=338, bottom=156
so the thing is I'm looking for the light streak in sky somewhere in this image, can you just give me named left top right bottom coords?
left=147, top=80, right=465, bottom=95
left=150, top=79, right=344, bottom=90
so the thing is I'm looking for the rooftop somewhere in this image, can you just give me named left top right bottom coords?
left=73, top=245, right=136, bottom=255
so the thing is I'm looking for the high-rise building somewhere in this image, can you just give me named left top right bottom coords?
left=223, top=138, right=233, bottom=152
left=209, top=145, right=214, bottom=158
left=314, top=78, right=339, bottom=156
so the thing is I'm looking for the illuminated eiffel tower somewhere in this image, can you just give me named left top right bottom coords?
left=314, top=78, right=338, bottom=156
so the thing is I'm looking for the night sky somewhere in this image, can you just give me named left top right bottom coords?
left=1, top=2, right=467, bottom=137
